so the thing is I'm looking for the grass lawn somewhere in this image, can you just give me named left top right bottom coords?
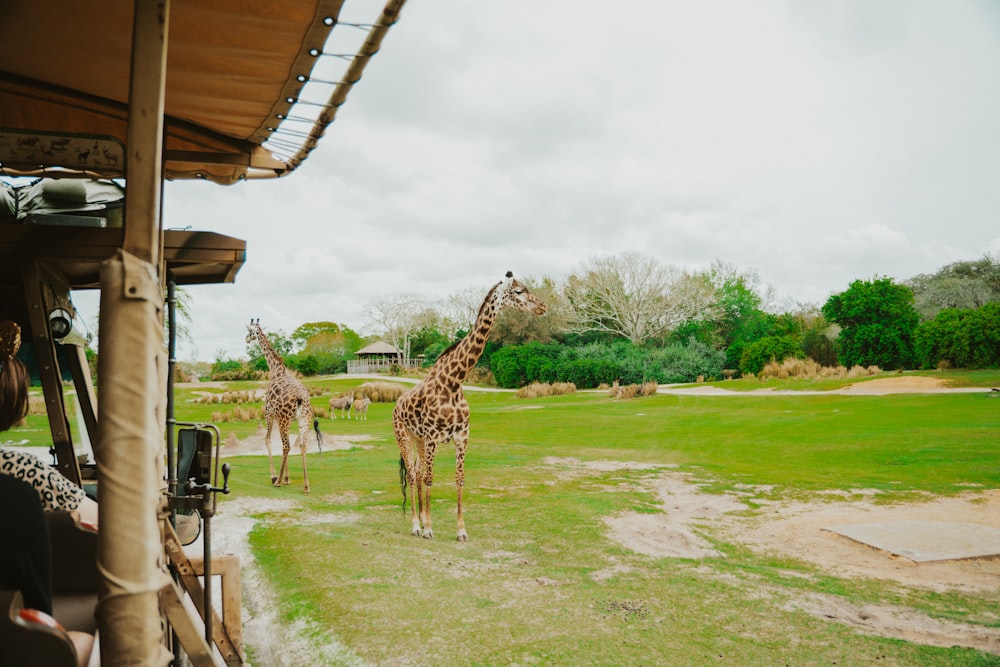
left=208, top=374, right=998, bottom=666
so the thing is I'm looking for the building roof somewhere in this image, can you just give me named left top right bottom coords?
left=355, top=341, right=403, bottom=356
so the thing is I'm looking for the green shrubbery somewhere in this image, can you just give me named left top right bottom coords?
left=738, top=335, right=804, bottom=376
left=489, top=340, right=725, bottom=389
left=914, top=302, right=1000, bottom=369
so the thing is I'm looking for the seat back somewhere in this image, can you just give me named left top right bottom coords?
left=0, top=590, right=79, bottom=667
left=47, top=511, right=99, bottom=634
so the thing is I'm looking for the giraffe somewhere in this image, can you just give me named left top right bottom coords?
left=393, top=272, right=547, bottom=541
left=245, top=319, right=324, bottom=493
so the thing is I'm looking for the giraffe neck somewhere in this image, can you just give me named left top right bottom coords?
left=430, top=282, right=502, bottom=389
left=254, top=326, right=285, bottom=373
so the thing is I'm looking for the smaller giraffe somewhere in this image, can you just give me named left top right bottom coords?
left=329, top=393, right=353, bottom=419
left=352, top=395, right=371, bottom=420
left=246, top=319, right=324, bottom=492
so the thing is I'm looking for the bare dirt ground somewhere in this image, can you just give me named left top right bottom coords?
left=592, top=461, right=1000, bottom=656
left=206, top=376, right=1000, bottom=661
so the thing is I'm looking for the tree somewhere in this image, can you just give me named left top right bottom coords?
left=822, top=277, right=919, bottom=370
left=564, top=252, right=717, bottom=345
left=905, top=253, right=1000, bottom=320
left=914, top=302, right=1000, bottom=369
left=739, top=335, right=804, bottom=376
left=245, top=328, right=293, bottom=371
left=490, top=276, right=570, bottom=346
left=364, top=295, right=438, bottom=362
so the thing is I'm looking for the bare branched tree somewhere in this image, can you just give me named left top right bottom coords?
left=564, top=252, right=717, bottom=345
left=364, top=294, right=438, bottom=361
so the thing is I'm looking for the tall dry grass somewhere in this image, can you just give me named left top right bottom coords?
left=515, top=382, right=576, bottom=398
left=607, top=380, right=659, bottom=399
left=193, top=390, right=263, bottom=405
left=210, top=406, right=265, bottom=423
left=358, top=381, right=409, bottom=403
left=756, top=358, right=882, bottom=381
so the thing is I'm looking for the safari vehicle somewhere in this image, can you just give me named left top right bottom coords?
left=0, top=1, right=406, bottom=665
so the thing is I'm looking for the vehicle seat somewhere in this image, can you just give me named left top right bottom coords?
left=47, top=510, right=99, bottom=634
left=0, top=589, right=80, bottom=667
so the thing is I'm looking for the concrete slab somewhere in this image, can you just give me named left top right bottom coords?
left=823, top=521, right=1000, bottom=563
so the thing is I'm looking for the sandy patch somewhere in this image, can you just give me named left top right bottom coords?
left=728, top=489, right=1000, bottom=594
left=566, top=459, right=1000, bottom=655
left=219, top=427, right=375, bottom=458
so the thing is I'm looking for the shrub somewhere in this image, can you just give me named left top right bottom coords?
left=757, top=358, right=855, bottom=381
left=515, top=382, right=576, bottom=398
left=913, top=302, right=1000, bottom=369
left=211, top=368, right=264, bottom=382
left=607, top=380, right=659, bottom=399
left=644, top=340, right=726, bottom=383
left=739, top=335, right=803, bottom=376
left=210, top=406, right=265, bottom=423
left=357, top=381, right=409, bottom=402
left=192, top=390, right=262, bottom=405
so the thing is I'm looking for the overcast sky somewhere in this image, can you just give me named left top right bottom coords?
left=73, top=0, right=1000, bottom=361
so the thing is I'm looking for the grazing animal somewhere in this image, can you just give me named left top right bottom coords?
left=394, top=271, right=547, bottom=541
left=245, top=319, right=324, bottom=492
left=329, top=393, right=353, bottom=419
left=352, top=395, right=371, bottom=420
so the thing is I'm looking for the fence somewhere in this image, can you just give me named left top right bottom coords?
left=346, top=358, right=421, bottom=374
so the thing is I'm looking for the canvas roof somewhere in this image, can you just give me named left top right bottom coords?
left=0, top=0, right=404, bottom=184
left=356, top=340, right=403, bottom=355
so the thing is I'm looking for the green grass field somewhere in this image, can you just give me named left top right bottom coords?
left=206, top=373, right=999, bottom=666
left=7, top=371, right=1000, bottom=665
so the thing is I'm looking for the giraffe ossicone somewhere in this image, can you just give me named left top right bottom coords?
left=393, top=271, right=547, bottom=541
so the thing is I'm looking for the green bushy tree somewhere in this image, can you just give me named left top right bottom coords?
left=914, top=302, right=1000, bottom=369
left=822, top=277, right=918, bottom=370
left=739, top=335, right=804, bottom=376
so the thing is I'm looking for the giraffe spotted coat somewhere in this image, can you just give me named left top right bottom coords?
left=393, top=272, right=546, bottom=541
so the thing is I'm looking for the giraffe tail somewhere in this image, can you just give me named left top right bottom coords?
left=398, top=456, right=408, bottom=514
left=313, top=418, right=324, bottom=455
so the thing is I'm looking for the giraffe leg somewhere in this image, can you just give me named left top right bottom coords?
left=265, top=420, right=277, bottom=484
left=298, top=435, right=310, bottom=494
left=298, top=413, right=311, bottom=494
left=420, top=444, right=437, bottom=539
left=276, top=421, right=291, bottom=486
left=409, top=454, right=421, bottom=537
left=454, top=428, right=469, bottom=542
left=397, top=426, right=422, bottom=537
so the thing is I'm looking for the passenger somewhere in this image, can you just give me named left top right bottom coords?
left=0, top=320, right=95, bottom=667
left=0, top=319, right=97, bottom=528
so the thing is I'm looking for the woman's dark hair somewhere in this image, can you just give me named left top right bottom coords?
left=0, top=321, right=30, bottom=432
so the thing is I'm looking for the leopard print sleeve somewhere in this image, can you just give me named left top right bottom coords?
left=0, top=448, right=87, bottom=512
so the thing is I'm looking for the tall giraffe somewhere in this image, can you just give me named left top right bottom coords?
left=393, top=272, right=547, bottom=541
left=245, top=319, right=324, bottom=493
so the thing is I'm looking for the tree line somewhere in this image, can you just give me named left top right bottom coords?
left=216, top=252, right=1000, bottom=387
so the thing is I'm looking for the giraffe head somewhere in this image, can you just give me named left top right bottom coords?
left=245, top=317, right=261, bottom=345
left=497, top=271, right=547, bottom=316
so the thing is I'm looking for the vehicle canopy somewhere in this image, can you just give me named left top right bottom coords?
left=0, top=1, right=406, bottom=664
